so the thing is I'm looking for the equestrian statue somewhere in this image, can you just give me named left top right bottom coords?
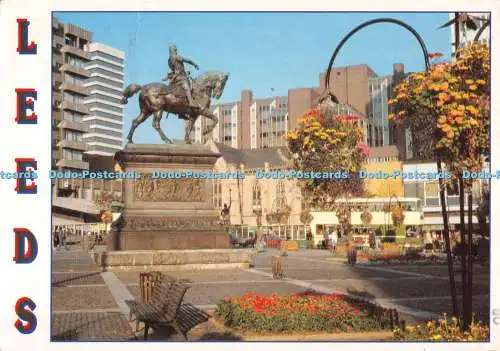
left=120, top=44, right=229, bottom=144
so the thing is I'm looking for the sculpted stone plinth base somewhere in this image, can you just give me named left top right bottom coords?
left=110, top=143, right=230, bottom=250
left=94, top=249, right=253, bottom=271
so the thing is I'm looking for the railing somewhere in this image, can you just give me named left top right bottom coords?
left=52, top=222, right=108, bottom=250
left=228, top=224, right=311, bottom=241
left=52, top=222, right=107, bottom=234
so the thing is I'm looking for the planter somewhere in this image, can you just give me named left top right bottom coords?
left=286, top=240, right=299, bottom=251
left=335, top=244, right=349, bottom=258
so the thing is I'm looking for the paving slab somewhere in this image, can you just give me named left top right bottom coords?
left=114, top=268, right=267, bottom=285
left=317, top=279, right=488, bottom=300
left=51, top=312, right=135, bottom=341
left=52, top=286, right=118, bottom=311
left=126, top=281, right=305, bottom=306
left=395, top=295, right=490, bottom=323
left=52, top=272, right=105, bottom=286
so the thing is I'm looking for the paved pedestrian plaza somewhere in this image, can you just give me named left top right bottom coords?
left=51, top=247, right=490, bottom=341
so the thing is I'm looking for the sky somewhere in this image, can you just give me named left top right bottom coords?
left=54, top=12, right=452, bottom=144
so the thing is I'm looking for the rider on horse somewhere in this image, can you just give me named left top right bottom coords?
left=163, top=44, right=201, bottom=110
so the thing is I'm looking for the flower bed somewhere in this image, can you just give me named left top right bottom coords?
left=394, top=317, right=488, bottom=341
left=215, top=291, right=403, bottom=333
left=357, top=251, right=448, bottom=265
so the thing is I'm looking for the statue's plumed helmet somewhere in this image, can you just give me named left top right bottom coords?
left=169, top=44, right=177, bottom=52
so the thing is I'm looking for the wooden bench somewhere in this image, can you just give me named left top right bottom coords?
left=125, top=275, right=176, bottom=324
left=139, top=280, right=190, bottom=340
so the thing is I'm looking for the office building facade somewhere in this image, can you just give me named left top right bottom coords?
left=52, top=17, right=92, bottom=172
left=52, top=16, right=125, bottom=223
left=83, top=43, right=125, bottom=156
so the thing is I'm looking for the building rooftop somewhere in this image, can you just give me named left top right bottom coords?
left=215, top=142, right=400, bottom=169
left=215, top=143, right=286, bottom=169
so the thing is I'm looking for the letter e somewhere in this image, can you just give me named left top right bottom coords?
left=15, top=88, right=37, bottom=124
left=15, top=158, right=37, bottom=194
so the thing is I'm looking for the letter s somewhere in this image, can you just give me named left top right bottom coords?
left=14, top=297, right=37, bottom=334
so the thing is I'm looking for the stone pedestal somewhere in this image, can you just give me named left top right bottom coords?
left=110, top=143, right=229, bottom=250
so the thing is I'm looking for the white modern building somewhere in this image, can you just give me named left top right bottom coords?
left=450, top=12, right=490, bottom=54
left=83, top=42, right=125, bottom=156
left=402, top=161, right=488, bottom=230
left=368, top=76, right=392, bottom=147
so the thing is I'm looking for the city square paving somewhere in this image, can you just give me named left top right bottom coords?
left=51, top=247, right=490, bottom=341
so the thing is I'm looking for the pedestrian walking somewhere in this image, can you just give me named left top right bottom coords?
left=59, top=228, right=67, bottom=250
left=329, top=229, right=338, bottom=254
left=423, top=231, right=433, bottom=252
left=53, top=227, right=60, bottom=250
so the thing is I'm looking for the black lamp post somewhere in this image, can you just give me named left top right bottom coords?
left=322, top=17, right=458, bottom=318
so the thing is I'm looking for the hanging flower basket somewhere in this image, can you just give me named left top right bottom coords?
left=300, top=210, right=313, bottom=224
left=360, top=210, right=373, bottom=226
left=336, top=206, right=351, bottom=229
left=266, top=213, right=277, bottom=224
left=391, top=206, right=405, bottom=226
left=101, top=210, right=114, bottom=224
left=282, top=205, right=292, bottom=217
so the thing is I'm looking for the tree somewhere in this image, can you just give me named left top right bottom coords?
left=389, top=42, right=490, bottom=328
left=283, top=102, right=369, bottom=236
left=94, top=190, right=121, bottom=224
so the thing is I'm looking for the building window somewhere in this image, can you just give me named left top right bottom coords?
left=424, top=181, right=439, bottom=197
left=64, top=34, right=76, bottom=47
left=64, top=130, right=83, bottom=141
left=65, top=55, right=86, bottom=69
left=63, top=111, right=83, bottom=123
left=252, top=183, right=261, bottom=207
left=64, top=92, right=85, bottom=104
left=64, top=73, right=85, bottom=85
left=276, top=181, right=286, bottom=208
left=213, top=180, right=222, bottom=208
left=62, top=149, right=83, bottom=161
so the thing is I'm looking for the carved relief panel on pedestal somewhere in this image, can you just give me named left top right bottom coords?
left=133, top=174, right=206, bottom=202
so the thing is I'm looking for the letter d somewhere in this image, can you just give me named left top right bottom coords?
left=13, top=228, right=38, bottom=264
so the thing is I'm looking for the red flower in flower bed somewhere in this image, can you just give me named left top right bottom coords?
left=216, top=291, right=401, bottom=333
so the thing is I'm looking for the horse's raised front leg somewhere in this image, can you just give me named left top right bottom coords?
left=153, top=110, right=173, bottom=144
left=127, top=111, right=151, bottom=144
left=200, top=110, right=218, bottom=138
left=184, top=117, right=195, bottom=144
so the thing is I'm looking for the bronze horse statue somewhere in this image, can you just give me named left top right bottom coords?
left=120, top=71, right=229, bottom=144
